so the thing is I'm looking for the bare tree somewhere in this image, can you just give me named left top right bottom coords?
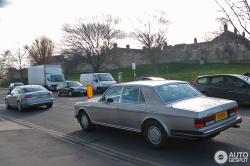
left=215, top=0, right=250, bottom=36
left=1, top=49, right=13, bottom=68
left=12, top=46, right=29, bottom=80
left=202, top=19, right=226, bottom=42
left=0, top=50, right=13, bottom=80
left=133, top=11, right=170, bottom=73
left=27, top=36, right=54, bottom=65
left=0, top=56, right=6, bottom=80
left=62, top=15, right=122, bottom=72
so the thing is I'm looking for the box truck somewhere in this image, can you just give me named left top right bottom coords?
left=28, top=65, right=65, bottom=91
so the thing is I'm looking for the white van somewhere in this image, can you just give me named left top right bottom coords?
left=80, top=73, right=116, bottom=93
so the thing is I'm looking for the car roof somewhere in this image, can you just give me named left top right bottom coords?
left=117, top=80, right=187, bottom=87
left=17, top=85, right=44, bottom=89
left=136, top=77, right=166, bottom=80
left=197, top=74, right=242, bottom=78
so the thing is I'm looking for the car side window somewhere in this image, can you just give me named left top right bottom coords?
left=11, top=88, right=16, bottom=94
left=197, top=77, right=209, bottom=84
left=103, top=86, right=122, bottom=103
left=121, top=86, right=140, bottom=104
left=18, top=88, right=24, bottom=94
left=12, top=87, right=19, bottom=94
left=225, top=77, right=246, bottom=87
left=210, top=76, right=224, bottom=86
left=64, top=82, right=68, bottom=88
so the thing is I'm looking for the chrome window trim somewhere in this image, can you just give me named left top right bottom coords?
left=139, top=87, right=146, bottom=105
left=92, top=120, right=141, bottom=132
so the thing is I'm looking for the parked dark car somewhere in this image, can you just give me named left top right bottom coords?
left=242, top=72, right=250, bottom=77
left=135, top=77, right=166, bottom=81
left=57, top=81, right=86, bottom=97
left=9, top=82, right=24, bottom=93
left=193, top=74, right=250, bottom=103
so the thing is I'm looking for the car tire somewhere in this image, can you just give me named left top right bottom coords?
left=57, top=90, right=61, bottom=97
left=46, top=103, right=53, bottom=109
left=143, top=120, right=168, bottom=149
left=17, top=101, right=23, bottom=112
left=96, top=87, right=101, bottom=94
left=69, top=91, right=73, bottom=97
left=79, top=110, right=95, bottom=132
left=5, top=99, right=10, bottom=109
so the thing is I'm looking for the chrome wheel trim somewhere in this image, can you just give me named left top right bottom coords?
left=81, top=113, right=89, bottom=129
left=148, top=126, right=162, bottom=145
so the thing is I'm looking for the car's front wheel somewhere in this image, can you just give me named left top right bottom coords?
left=143, top=120, right=168, bottom=149
left=5, top=99, right=10, bottom=109
left=46, top=103, right=53, bottom=109
left=79, top=111, right=95, bottom=132
left=69, top=91, right=73, bottom=97
left=17, top=101, right=23, bottom=112
left=57, top=90, right=61, bottom=97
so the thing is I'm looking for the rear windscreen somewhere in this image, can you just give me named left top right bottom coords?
left=23, top=86, right=47, bottom=93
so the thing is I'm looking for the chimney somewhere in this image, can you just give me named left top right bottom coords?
left=224, top=23, right=228, bottom=32
left=234, top=28, right=237, bottom=34
left=194, top=38, right=197, bottom=44
left=242, top=31, right=245, bottom=38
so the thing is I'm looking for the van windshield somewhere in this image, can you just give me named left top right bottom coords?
left=51, top=75, right=64, bottom=82
left=97, top=74, right=114, bottom=81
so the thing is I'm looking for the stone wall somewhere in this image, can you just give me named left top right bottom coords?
left=55, top=28, right=250, bottom=73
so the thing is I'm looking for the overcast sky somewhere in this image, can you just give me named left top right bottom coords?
left=0, top=0, right=225, bottom=53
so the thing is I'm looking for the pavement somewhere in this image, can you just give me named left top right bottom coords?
left=0, top=110, right=136, bottom=166
left=0, top=89, right=250, bottom=166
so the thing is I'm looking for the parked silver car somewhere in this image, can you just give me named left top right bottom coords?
left=5, top=85, right=54, bottom=112
left=74, top=80, right=242, bottom=148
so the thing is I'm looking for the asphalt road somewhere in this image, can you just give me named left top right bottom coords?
left=0, top=89, right=250, bottom=166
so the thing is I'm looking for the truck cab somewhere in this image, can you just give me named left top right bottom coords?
left=46, top=74, right=65, bottom=91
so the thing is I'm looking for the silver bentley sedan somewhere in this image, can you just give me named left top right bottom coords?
left=74, top=80, right=242, bottom=148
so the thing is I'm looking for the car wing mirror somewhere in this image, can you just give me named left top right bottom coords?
left=106, top=98, right=114, bottom=103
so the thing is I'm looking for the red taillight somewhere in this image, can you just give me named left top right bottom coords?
left=195, top=115, right=215, bottom=129
left=24, top=95, right=33, bottom=99
left=228, top=108, right=239, bottom=117
left=47, top=91, right=53, bottom=96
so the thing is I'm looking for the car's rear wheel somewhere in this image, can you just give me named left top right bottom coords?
left=79, top=111, right=95, bottom=132
left=17, top=101, right=23, bottom=112
left=46, top=103, right=53, bottom=109
left=57, top=90, right=61, bottom=97
left=5, top=99, right=10, bottom=109
left=143, top=120, right=168, bottom=149
left=96, top=87, right=101, bottom=94
left=69, top=91, right=73, bottom=97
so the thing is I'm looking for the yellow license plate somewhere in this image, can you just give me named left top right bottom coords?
left=215, top=111, right=228, bottom=121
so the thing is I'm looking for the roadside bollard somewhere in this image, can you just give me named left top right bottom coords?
left=87, top=84, right=93, bottom=99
